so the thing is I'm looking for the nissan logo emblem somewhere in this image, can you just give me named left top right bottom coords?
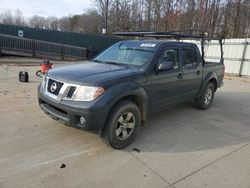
left=50, top=82, right=57, bottom=92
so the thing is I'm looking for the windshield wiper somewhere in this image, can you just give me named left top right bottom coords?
left=93, top=59, right=129, bottom=68
left=104, top=61, right=129, bottom=68
left=92, top=59, right=104, bottom=63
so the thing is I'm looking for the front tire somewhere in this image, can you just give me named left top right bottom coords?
left=195, top=82, right=215, bottom=110
left=104, top=100, right=141, bottom=149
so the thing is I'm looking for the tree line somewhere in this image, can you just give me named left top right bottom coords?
left=0, top=9, right=101, bottom=34
left=0, top=0, right=249, bottom=38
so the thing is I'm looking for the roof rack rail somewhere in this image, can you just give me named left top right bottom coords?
left=113, top=30, right=223, bottom=40
left=113, top=30, right=224, bottom=63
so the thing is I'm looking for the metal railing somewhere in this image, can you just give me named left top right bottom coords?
left=185, top=39, right=250, bottom=76
left=0, top=34, right=87, bottom=60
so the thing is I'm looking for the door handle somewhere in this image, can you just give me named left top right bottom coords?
left=196, top=70, right=201, bottom=75
left=177, top=73, right=183, bottom=79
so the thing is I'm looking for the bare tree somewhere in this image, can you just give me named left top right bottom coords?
left=29, top=15, right=47, bottom=29
left=0, top=1, right=249, bottom=38
left=95, top=0, right=110, bottom=31
left=0, top=10, right=14, bottom=24
left=47, top=16, right=59, bottom=30
left=14, top=10, right=26, bottom=26
left=79, top=9, right=101, bottom=33
left=59, top=17, right=71, bottom=31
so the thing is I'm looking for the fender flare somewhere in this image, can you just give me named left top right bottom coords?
left=197, top=72, right=218, bottom=98
left=100, top=82, right=149, bottom=131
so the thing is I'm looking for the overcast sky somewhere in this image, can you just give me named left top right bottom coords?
left=0, top=0, right=93, bottom=18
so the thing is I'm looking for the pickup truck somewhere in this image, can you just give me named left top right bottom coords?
left=38, top=32, right=224, bottom=149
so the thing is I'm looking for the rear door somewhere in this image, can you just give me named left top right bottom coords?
left=181, top=44, right=203, bottom=98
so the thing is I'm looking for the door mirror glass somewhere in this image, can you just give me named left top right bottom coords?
left=157, top=61, right=175, bottom=71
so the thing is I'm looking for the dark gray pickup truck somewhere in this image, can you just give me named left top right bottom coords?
left=38, top=31, right=224, bottom=149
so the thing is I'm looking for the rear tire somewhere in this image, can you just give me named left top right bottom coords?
left=104, top=100, right=141, bottom=149
left=195, top=82, right=215, bottom=110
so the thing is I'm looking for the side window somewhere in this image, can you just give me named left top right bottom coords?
left=157, top=47, right=180, bottom=70
left=183, top=46, right=198, bottom=68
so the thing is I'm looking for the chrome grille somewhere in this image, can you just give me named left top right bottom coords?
left=67, top=86, right=76, bottom=98
left=47, top=79, right=64, bottom=96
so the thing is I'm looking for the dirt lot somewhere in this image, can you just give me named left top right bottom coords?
left=0, top=63, right=250, bottom=188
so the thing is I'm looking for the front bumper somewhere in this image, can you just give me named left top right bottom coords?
left=38, top=85, right=108, bottom=131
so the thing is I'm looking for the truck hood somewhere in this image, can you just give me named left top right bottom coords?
left=47, top=61, right=136, bottom=85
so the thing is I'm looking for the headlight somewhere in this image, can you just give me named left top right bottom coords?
left=41, top=75, right=47, bottom=90
left=72, top=86, right=105, bottom=101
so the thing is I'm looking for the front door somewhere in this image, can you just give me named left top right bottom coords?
left=149, top=45, right=184, bottom=112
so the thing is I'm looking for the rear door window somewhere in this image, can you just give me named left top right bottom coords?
left=182, top=46, right=198, bottom=68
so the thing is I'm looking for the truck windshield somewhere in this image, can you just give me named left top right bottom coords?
left=93, top=41, right=157, bottom=67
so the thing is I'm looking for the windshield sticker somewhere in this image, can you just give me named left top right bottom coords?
left=140, top=43, right=156, bottom=47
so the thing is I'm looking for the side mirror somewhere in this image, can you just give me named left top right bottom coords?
left=157, top=61, right=175, bottom=71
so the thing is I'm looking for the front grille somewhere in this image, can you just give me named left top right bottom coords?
left=47, top=79, right=64, bottom=95
left=67, top=86, right=76, bottom=98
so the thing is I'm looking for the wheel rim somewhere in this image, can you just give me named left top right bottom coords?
left=205, top=88, right=213, bottom=105
left=115, top=112, right=135, bottom=140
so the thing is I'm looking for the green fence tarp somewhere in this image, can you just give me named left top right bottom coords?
left=0, top=24, right=121, bottom=51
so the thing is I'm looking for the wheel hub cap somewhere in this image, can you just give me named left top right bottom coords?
left=115, top=112, right=135, bottom=140
left=205, top=88, right=212, bottom=104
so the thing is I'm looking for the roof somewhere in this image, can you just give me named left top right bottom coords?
left=120, top=39, right=198, bottom=46
left=113, top=31, right=224, bottom=41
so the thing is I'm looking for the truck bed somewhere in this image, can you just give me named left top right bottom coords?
left=203, top=61, right=224, bottom=87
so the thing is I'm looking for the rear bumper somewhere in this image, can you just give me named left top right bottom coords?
left=38, top=85, right=108, bottom=131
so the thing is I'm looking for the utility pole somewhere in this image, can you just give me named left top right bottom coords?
left=147, top=0, right=152, bottom=31
left=105, top=0, right=109, bottom=35
left=239, top=1, right=250, bottom=76
left=246, top=1, right=250, bottom=38
left=203, top=0, right=209, bottom=34
left=201, top=0, right=209, bottom=62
